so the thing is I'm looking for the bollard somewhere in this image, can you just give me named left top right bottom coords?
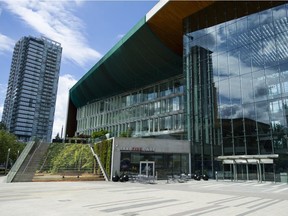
left=215, top=171, right=218, bottom=181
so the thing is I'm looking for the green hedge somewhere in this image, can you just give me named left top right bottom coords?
left=94, top=139, right=112, bottom=179
left=40, top=143, right=94, bottom=174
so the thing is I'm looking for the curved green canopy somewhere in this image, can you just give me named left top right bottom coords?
left=70, top=17, right=182, bottom=108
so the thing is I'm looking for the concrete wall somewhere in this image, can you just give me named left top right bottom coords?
left=111, top=137, right=189, bottom=177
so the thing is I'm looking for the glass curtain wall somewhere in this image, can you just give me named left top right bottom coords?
left=76, top=75, right=185, bottom=139
left=184, top=3, right=288, bottom=176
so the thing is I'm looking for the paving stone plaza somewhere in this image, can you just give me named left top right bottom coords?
left=1, top=177, right=288, bottom=216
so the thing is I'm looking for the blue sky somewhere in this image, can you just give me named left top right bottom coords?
left=0, top=0, right=158, bottom=138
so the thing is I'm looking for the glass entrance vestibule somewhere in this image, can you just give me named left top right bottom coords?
left=120, top=152, right=189, bottom=180
left=217, top=155, right=279, bottom=182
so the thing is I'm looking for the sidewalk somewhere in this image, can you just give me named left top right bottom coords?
left=0, top=179, right=288, bottom=216
left=0, top=175, right=7, bottom=183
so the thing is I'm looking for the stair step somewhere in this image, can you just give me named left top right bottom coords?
left=12, top=142, right=50, bottom=182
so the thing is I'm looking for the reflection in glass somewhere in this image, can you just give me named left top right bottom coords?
left=184, top=3, right=288, bottom=175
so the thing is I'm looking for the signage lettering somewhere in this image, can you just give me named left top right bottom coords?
left=120, top=146, right=155, bottom=152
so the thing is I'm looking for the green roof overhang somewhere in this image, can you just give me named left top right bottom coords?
left=70, top=17, right=182, bottom=108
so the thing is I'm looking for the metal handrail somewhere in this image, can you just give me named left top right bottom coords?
left=6, top=141, right=36, bottom=183
left=89, top=143, right=109, bottom=181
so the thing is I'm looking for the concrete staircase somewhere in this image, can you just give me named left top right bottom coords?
left=12, top=142, right=50, bottom=182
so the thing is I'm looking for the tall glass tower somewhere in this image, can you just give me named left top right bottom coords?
left=2, top=36, right=62, bottom=142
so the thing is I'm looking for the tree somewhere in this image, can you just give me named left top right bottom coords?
left=119, top=128, right=133, bottom=137
left=91, top=130, right=109, bottom=139
left=55, top=133, right=61, bottom=140
left=0, top=130, right=25, bottom=165
left=0, top=122, right=7, bottom=131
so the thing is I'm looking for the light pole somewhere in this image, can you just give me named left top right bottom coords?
left=5, top=148, right=10, bottom=175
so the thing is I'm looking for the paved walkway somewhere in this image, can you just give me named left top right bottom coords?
left=1, top=176, right=288, bottom=216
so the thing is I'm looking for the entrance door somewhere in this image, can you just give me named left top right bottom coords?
left=140, top=161, right=155, bottom=178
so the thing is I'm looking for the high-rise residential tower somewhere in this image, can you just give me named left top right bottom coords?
left=2, top=36, right=62, bottom=142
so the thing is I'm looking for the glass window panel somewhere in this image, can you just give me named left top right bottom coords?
left=161, top=99, right=166, bottom=114
left=243, top=103, right=256, bottom=120
left=251, top=42, right=264, bottom=71
left=159, top=117, right=165, bottom=131
left=172, top=97, right=180, bottom=111
left=237, top=39, right=246, bottom=62
left=143, top=87, right=156, bottom=101
left=159, top=82, right=168, bottom=97
left=229, top=76, right=242, bottom=106
left=241, top=73, right=253, bottom=104
left=216, top=52, right=229, bottom=79
left=218, top=79, right=231, bottom=119
left=174, top=78, right=184, bottom=94
left=255, top=101, right=270, bottom=125
left=154, top=118, right=158, bottom=132
left=216, top=26, right=227, bottom=55
left=270, top=100, right=285, bottom=125
left=263, top=37, right=277, bottom=68
left=168, top=98, right=174, bottom=112
left=148, top=119, right=153, bottom=132
left=227, top=20, right=237, bottom=36
left=248, top=12, right=259, bottom=30
left=246, top=136, right=258, bottom=154
left=272, top=4, right=287, bottom=21
left=144, top=104, right=149, bottom=117
left=227, top=52, right=239, bottom=77
left=270, top=100, right=282, bottom=114
left=165, top=116, right=172, bottom=130
left=121, top=96, right=127, bottom=108
left=142, top=120, right=148, bottom=132
left=282, top=81, right=288, bottom=94
left=275, top=31, right=288, bottom=65
left=236, top=16, right=248, bottom=33
left=155, top=101, right=160, bottom=115
left=252, top=70, right=267, bottom=102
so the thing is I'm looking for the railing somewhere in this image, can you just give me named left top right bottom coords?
left=6, top=141, right=37, bottom=183
left=89, top=144, right=109, bottom=181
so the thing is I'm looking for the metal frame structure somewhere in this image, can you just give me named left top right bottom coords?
left=217, top=155, right=279, bottom=183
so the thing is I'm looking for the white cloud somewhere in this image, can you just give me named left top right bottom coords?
left=2, top=0, right=101, bottom=68
left=52, top=74, right=77, bottom=139
left=0, top=33, right=15, bottom=54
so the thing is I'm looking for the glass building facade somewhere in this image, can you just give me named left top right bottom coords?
left=69, top=2, right=288, bottom=180
left=76, top=75, right=185, bottom=139
left=184, top=3, right=288, bottom=177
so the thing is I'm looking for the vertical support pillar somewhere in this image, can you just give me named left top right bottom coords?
left=222, top=163, right=225, bottom=181
left=263, top=163, right=265, bottom=182
left=246, top=163, right=249, bottom=181
left=189, top=153, right=192, bottom=175
left=233, top=160, right=237, bottom=181
left=258, top=160, right=262, bottom=183
left=256, top=162, right=259, bottom=182
left=273, top=163, right=276, bottom=183
left=230, top=164, right=233, bottom=181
